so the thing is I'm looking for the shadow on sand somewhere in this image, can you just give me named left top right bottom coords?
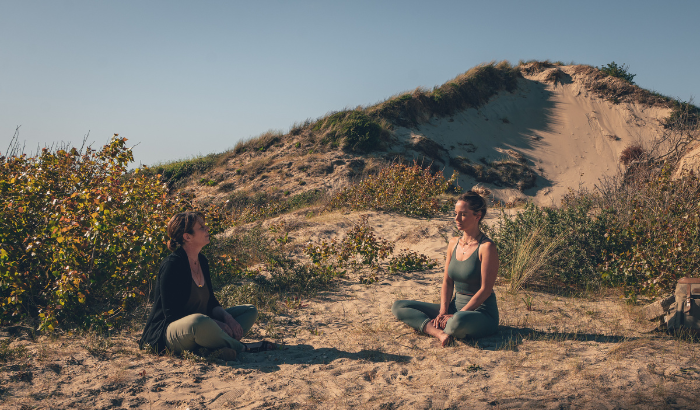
left=230, top=344, right=411, bottom=372
left=460, top=325, right=629, bottom=351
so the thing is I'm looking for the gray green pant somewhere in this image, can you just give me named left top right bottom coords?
left=166, top=305, right=258, bottom=355
left=391, top=293, right=499, bottom=339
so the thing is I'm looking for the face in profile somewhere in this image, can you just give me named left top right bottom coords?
left=454, top=200, right=481, bottom=232
left=185, top=219, right=210, bottom=248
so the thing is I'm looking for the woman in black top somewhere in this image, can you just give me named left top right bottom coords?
left=139, top=212, right=273, bottom=360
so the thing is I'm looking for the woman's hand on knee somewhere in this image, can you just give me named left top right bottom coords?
left=215, top=320, right=234, bottom=338
left=224, top=316, right=243, bottom=340
left=431, top=314, right=452, bottom=330
left=438, top=314, right=453, bottom=330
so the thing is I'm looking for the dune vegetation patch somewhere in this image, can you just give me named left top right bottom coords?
left=327, top=161, right=458, bottom=217
left=450, top=156, right=537, bottom=191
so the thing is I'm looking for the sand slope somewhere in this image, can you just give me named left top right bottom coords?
left=393, top=66, right=671, bottom=204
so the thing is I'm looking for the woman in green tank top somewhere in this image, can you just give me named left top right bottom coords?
left=392, top=188, right=499, bottom=346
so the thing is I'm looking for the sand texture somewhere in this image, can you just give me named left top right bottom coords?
left=2, top=212, right=699, bottom=409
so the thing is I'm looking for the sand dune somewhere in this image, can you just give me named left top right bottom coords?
left=394, top=65, right=671, bottom=204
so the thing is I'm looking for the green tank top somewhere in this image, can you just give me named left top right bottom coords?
left=448, top=235, right=487, bottom=294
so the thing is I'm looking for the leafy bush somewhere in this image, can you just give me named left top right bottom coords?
left=305, top=215, right=394, bottom=274
left=327, top=161, right=458, bottom=217
left=305, top=215, right=435, bottom=283
left=599, top=61, right=636, bottom=84
left=388, top=250, right=437, bottom=273
left=602, top=170, right=700, bottom=298
left=0, top=137, right=185, bottom=330
left=488, top=193, right=613, bottom=289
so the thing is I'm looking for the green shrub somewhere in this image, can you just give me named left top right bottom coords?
left=305, top=216, right=435, bottom=283
left=388, top=250, right=437, bottom=273
left=215, top=230, right=340, bottom=318
left=488, top=193, right=613, bottom=289
left=599, top=61, right=636, bottom=84
left=305, top=215, right=394, bottom=274
left=327, top=161, right=458, bottom=217
left=0, top=137, right=185, bottom=330
left=199, top=178, right=218, bottom=186
left=602, top=170, right=700, bottom=298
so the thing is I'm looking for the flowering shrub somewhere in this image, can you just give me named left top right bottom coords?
left=327, top=161, right=458, bottom=217
left=0, top=137, right=185, bottom=330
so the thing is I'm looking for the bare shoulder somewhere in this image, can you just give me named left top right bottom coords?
left=479, top=239, right=498, bottom=256
left=447, top=236, right=459, bottom=249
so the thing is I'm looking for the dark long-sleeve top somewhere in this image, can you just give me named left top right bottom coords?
left=138, top=247, right=221, bottom=353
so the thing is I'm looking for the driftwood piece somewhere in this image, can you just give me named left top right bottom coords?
left=642, top=295, right=676, bottom=321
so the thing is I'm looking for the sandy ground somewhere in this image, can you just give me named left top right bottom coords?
left=392, top=65, right=672, bottom=205
left=2, top=212, right=700, bottom=409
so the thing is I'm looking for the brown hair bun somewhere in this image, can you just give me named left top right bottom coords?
left=470, top=185, right=491, bottom=199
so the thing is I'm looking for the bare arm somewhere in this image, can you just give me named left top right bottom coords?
left=460, top=241, right=498, bottom=311
left=439, top=238, right=458, bottom=315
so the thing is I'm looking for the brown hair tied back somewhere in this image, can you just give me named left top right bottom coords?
left=457, top=186, right=491, bottom=223
left=166, top=211, right=205, bottom=251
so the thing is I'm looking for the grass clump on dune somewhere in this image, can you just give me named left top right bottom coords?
left=233, top=130, right=284, bottom=154
left=327, top=161, right=459, bottom=217
left=313, top=111, right=386, bottom=152
left=367, top=61, right=519, bottom=128
left=147, top=152, right=224, bottom=188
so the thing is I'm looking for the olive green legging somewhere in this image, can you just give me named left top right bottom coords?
left=392, top=293, right=498, bottom=339
left=166, top=305, right=258, bottom=355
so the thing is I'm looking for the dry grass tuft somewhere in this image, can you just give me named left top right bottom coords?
left=504, top=224, right=566, bottom=292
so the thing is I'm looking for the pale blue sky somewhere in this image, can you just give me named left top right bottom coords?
left=1, top=0, right=698, bottom=166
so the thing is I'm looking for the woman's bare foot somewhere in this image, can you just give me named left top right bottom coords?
left=423, top=322, right=453, bottom=347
